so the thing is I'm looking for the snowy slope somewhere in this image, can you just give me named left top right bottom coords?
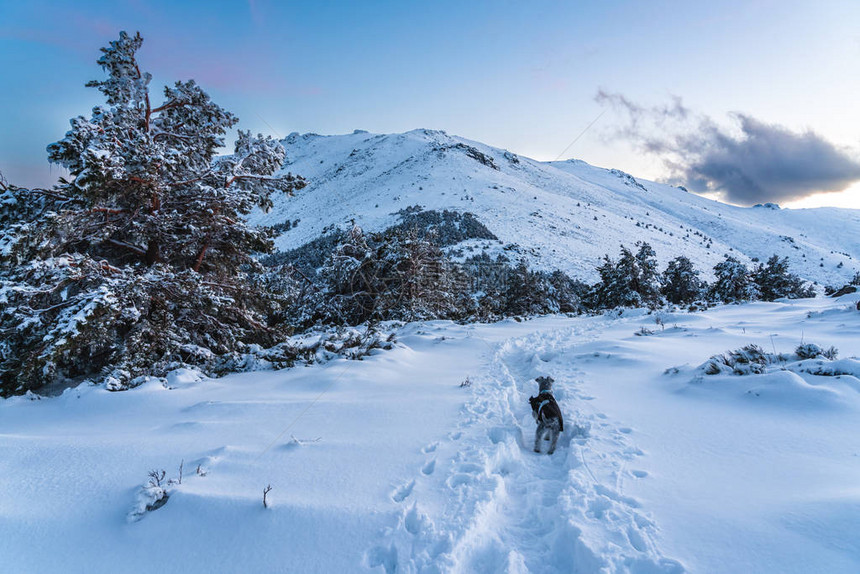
left=2, top=295, right=860, bottom=573
left=248, top=129, right=860, bottom=285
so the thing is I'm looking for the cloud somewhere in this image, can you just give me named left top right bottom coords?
left=595, top=90, right=860, bottom=205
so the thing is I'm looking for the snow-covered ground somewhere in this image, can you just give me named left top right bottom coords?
left=2, top=293, right=859, bottom=573
left=249, top=129, right=860, bottom=285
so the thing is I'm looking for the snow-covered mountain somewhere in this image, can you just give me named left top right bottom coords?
left=249, top=128, right=860, bottom=285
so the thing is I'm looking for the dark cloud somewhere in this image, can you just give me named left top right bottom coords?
left=595, top=90, right=860, bottom=205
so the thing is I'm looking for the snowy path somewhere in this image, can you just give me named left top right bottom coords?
left=371, top=320, right=684, bottom=573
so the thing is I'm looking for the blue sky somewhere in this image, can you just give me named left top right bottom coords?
left=2, top=0, right=859, bottom=207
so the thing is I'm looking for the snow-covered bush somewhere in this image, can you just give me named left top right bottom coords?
left=704, top=344, right=772, bottom=375
left=795, top=343, right=838, bottom=361
left=824, top=274, right=859, bottom=297
left=702, top=341, right=847, bottom=378
left=128, top=469, right=170, bottom=522
left=791, top=358, right=860, bottom=378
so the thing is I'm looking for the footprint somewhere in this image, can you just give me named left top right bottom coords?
left=422, top=442, right=439, bottom=454
left=366, top=544, right=397, bottom=574
left=595, top=484, right=641, bottom=508
left=449, top=431, right=462, bottom=440
left=631, top=469, right=648, bottom=478
left=487, top=426, right=509, bottom=444
left=618, top=427, right=632, bottom=434
left=446, top=473, right=473, bottom=489
left=627, top=526, right=647, bottom=552
left=456, top=462, right=483, bottom=474
left=422, top=459, right=436, bottom=475
left=404, top=504, right=430, bottom=535
left=587, top=496, right=612, bottom=519
left=392, top=480, right=415, bottom=503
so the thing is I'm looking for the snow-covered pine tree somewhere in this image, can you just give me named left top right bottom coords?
left=0, top=32, right=304, bottom=396
left=321, top=224, right=384, bottom=324
left=752, top=255, right=814, bottom=301
left=589, top=250, right=639, bottom=309
left=0, top=174, right=72, bottom=265
left=547, top=270, right=588, bottom=314
left=503, top=259, right=554, bottom=316
left=391, top=227, right=463, bottom=321
left=710, top=255, right=759, bottom=303
left=46, top=31, right=303, bottom=272
left=633, top=241, right=662, bottom=307
left=661, top=255, right=706, bottom=304
left=588, top=243, right=661, bottom=309
left=320, top=224, right=470, bottom=324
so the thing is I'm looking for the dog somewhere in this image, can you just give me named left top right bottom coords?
left=529, top=375, right=564, bottom=454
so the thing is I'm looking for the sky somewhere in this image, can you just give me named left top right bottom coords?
left=1, top=0, right=859, bottom=208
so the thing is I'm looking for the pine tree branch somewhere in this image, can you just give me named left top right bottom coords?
left=152, top=131, right=192, bottom=141
left=25, top=188, right=72, bottom=202
left=168, top=171, right=213, bottom=188
left=92, top=207, right=126, bottom=215
left=151, top=100, right=190, bottom=114
left=137, top=63, right=152, bottom=133
left=98, top=260, right=123, bottom=274
left=193, top=239, right=210, bottom=272
left=225, top=174, right=290, bottom=188
left=108, top=238, right=147, bottom=256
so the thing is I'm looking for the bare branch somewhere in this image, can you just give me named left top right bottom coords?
left=26, top=188, right=72, bottom=202
left=152, top=131, right=192, bottom=141
left=193, top=239, right=210, bottom=272
left=92, top=207, right=126, bottom=215
left=108, top=238, right=147, bottom=256
left=168, top=170, right=213, bottom=188
left=148, top=469, right=166, bottom=487
left=151, top=100, right=191, bottom=114
left=137, top=63, right=152, bottom=133
left=225, top=174, right=289, bottom=188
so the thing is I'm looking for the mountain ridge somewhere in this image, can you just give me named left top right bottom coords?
left=248, top=128, right=860, bottom=285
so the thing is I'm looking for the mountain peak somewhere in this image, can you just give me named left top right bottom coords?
left=250, top=130, right=860, bottom=285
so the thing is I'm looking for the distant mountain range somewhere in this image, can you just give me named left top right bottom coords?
left=248, top=129, right=860, bottom=285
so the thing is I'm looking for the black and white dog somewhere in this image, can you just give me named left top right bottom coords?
left=529, top=375, right=564, bottom=454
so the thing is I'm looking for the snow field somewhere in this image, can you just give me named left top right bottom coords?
left=1, top=295, right=859, bottom=573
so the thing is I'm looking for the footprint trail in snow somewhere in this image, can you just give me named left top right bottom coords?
left=369, top=323, right=684, bottom=573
